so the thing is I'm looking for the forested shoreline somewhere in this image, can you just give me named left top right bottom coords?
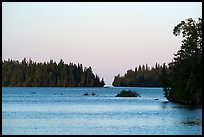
left=112, top=17, right=202, bottom=106
left=112, top=63, right=163, bottom=87
left=2, top=58, right=105, bottom=87
left=1, top=17, right=202, bottom=105
left=160, top=17, right=202, bottom=105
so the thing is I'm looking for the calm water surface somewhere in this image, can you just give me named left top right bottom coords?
left=2, top=87, right=202, bottom=135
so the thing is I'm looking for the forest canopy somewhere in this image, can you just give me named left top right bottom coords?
left=160, top=17, right=202, bottom=105
left=2, top=58, right=105, bottom=87
left=112, top=63, right=163, bottom=87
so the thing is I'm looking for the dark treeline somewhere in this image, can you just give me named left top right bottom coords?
left=160, top=17, right=202, bottom=105
left=112, top=63, right=163, bottom=87
left=113, top=17, right=202, bottom=106
left=2, top=58, right=105, bottom=87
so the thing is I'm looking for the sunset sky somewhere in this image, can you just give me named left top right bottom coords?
left=2, top=2, right=202, bottom=85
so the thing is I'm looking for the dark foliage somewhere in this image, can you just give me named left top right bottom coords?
left=160, top=17, right=202, bottom=105
left=2, top=58, right=105, bottom=87
left=112, top=63, right=163, bottom=87
left=116, top=90, right=140, bottom=97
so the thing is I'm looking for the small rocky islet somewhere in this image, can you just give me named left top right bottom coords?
left=83, top=90, right=140, bottom=97
left=115, top=90, right=140, bottom=97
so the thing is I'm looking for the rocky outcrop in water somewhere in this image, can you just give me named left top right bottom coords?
left=116, top=90, right=140, bottom=97
left=84, top=93, right=89, bottom=96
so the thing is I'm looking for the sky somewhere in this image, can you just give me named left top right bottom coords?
left=2, top=2, right=202, bottom=85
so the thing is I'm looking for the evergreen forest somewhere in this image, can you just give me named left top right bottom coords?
left=2, top=58, right=105, bottom=87
left=160, top=17, right=202, bottom=105
left=2, top=17, right=202, bottom=106
left=112, top=63, right=163, bottom=87
left=112, top=17, right=202, bottom=106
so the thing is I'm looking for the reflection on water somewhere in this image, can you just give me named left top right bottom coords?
left=2, top=87, right=202, bottom=135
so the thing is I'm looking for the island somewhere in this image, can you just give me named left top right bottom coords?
left=116, top=90, right=140, bottom=97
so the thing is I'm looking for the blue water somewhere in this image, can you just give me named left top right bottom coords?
left=2, top=87, right=202, bottom=135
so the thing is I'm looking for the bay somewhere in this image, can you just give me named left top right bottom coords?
left=2, top=87, right=202, bottom=135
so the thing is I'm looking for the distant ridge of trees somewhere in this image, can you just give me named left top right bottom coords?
left=2, top=58, right=105, bottom=87
left=112, top=63, right=163, bottom=87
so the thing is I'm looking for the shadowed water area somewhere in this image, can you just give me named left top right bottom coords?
left=2, top=87, right=202, bottom=135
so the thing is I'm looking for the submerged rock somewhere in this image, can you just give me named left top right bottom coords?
left=92, top=92, right=96, bottom=96
left=182, top=119, right=201, bottom=126
left=84, top=93, right=89, bottom=96
left=116, top=90, right=140, bottom=97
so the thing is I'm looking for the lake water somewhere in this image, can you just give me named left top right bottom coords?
left=2, top=87, right=202, bottom=135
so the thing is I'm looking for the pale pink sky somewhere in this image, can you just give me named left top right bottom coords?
left=2, top=2, right=202, bottom=85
